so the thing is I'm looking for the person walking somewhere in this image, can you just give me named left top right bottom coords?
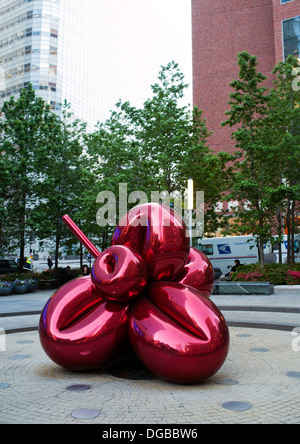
left=26, top=254, right=33, bottom=270
left=47, top=255, right=53, bottom=270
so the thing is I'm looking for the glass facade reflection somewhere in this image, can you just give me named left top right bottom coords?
left=0, top=0, right=107, bottom=128
left=0, top=0, right=192, bottom=131
left=0, top=0, right=60, bottom=112
left=283, top=16, right=300, bottom=60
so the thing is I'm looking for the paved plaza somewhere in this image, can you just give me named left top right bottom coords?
left=0, top=286, right=300, bottom=424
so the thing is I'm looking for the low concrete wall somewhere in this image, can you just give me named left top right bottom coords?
left=213, top=282, right=274, bottom=295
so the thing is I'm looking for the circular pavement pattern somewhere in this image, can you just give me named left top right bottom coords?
left=0, top=327, right=300, bottom=424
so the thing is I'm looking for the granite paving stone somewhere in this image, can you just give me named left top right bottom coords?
left=0, top=286, right=300, bottom=424
left=0, top=327, right=299, bottom=424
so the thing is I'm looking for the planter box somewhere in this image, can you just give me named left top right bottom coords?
left=27, top=283, right=38, bottom=292
left=13, top=283, right=29, bottom=294
left=0, top=286, right=13, bottom=296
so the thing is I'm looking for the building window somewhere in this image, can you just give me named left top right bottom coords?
left=50, top=46, right=57, bottom=56
left=50, top=29, right=58, bottom=38
left=283, top=16, right=300, bottom=59
left=281, top=0, right=293, bottom=3
left=49, top=64, right=57, bottom=74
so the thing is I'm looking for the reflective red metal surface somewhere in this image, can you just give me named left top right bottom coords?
left=129, top=282, right=229, bottom=384
left=91, top=245, right=148, bottom=302
left=62, top=215, right=101, bottom=259
left=39, top=277, right=130, bottom=370
left=175, top=247, right=215, bottom=298
left=39, top=204, right=230, bottom=383
left=112, top=203, right=190, bottom=282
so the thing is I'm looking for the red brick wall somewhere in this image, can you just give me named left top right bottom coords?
left=272, top=0, right=300, bottom=62
left=192, top=0, right=276, bottom=155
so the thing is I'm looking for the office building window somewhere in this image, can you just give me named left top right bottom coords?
left=50, top=29, right=58, bottom=38
left=50, top=46, right=57, bottom=56
left=283, top=16, right=300, bottom=59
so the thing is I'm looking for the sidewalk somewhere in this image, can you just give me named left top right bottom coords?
left=0, top=286, right=299, bottom=424
left=1, top=286, right=299, bottom=334
left=212, top=285, right=300, bottom=331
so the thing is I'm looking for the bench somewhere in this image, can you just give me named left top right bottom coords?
left=213, top=282, right=274, bottom=295
left=38, top=279, right=62, bottom=290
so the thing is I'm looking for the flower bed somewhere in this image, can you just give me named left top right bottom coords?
left=232, top=263, right=300, bottom=285
left=0, top=268, right=79, bottom=295
left=0, top=280, right=14, bottom=296
left=0, top=272, right=39, bottom=295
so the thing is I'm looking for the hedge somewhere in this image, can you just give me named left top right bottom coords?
left=231, top=263, right=300, bottom=285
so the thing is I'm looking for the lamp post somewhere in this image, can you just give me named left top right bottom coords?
left=187, top=179, right=194, bottom=247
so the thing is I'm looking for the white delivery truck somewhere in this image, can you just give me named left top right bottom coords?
left=197, top=235, right=300, bottom=275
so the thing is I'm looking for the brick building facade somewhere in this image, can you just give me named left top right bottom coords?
left=192, top=0, right=300, bottom=155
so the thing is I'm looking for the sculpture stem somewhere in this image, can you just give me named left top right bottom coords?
left=62, top=215, right=100, bottom=259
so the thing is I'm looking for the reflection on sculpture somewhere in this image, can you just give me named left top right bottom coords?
left=39, top=203, right=229, bottom=383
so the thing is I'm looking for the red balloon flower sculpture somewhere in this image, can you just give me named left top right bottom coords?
left=39, top=203, right=229, bottom=383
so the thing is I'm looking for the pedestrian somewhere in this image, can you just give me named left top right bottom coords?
left=26, top=254, right=33, bottom=270
left=60, top=266, right=73, bottom=284
left=47, top=255, right=53, bottom=270
left=81, top=264, right=90, bottom=276
left=230, top=259, right=241, bottom=277
left=225, top=259, right=241, bottom=278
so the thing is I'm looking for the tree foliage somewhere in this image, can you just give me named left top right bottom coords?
left=222, top=51, right=300, bottom=265
left=86, top=61, right=231, bottom=245
left=4, top=57, right=297, bottom=267
left=0, top=85, right=58, bottom=269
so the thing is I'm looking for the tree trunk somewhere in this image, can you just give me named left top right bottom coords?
left=55, top=217, right=62, bottom=269
left=80, top=243, right=83, bottom=269
left=276, top=207, right=283, bottom=264
left=291, top=200, right=296, bottom=264
left=258, top=240, right=265, bottom=267
left=19, top=233, right=25, bottom=272
left=286, top=203, right=291, bottom=265
left=18, top=196, right=26, bottom=272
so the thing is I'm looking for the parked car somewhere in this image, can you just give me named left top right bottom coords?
left=0, top=258, right=30, bottom=274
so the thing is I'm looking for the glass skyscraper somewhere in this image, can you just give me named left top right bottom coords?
left=0, top=0, right=193, bottom=131
left=0, top=1, right=61, bottom=114
left=0, top=0, right=122, bottom=129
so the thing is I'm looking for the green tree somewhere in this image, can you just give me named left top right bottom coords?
left=32, top=101, right=87, bottom=268
left=222, top=51, right=274, bottom=266
left=0, top=140, right=13, bottom=256
left=266, top=55, right=300, bottom=264
left=136, top=61, right=193, bottom=194
left=87, top=62, right=230, bottom=243
left=85, top=101, right=141, bottom=251
left=0, top=85, right=58, bottom=269
left=137, top=62, right=232, bottom=235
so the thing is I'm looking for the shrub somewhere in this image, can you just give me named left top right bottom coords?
left=232, top=263, right=300, bottom=285
left=287, top=270, right=300, bottom=285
